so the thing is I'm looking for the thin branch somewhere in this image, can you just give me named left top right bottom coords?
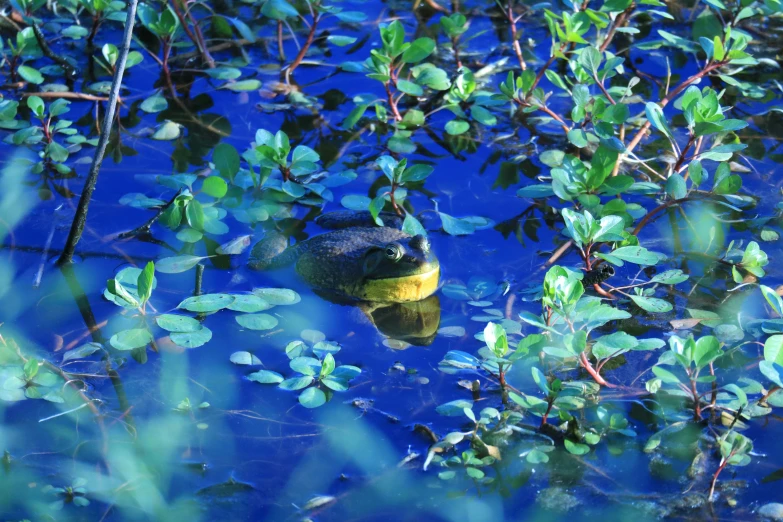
left=57, top=0, right=139, bottom=265
left=115, top=190, right=182, bottom=240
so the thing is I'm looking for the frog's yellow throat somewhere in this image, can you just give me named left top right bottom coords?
left=355, top=267, right=440, bottom=303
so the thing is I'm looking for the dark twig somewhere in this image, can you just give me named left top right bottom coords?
left=57, top=0, right=139, bottom=265
left=116, top=190, right=182, bottom=240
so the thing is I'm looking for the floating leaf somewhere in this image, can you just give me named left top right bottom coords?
left=156, top=314, right=202, bottom=333
left=298, top=387, right=327, bottom=408
left=63, top=342, right=102, bottom=362
left=247, top=370, right=284, bottom=384
left=18, top=65, right=44, bottom=84
left=436, top=399, right=474, bottom=416
left=140, top=93, right=168, bottom=113
left=235, top=313, right=279, bottom=330
left=631, top=295, right=672, bottom=313
left=170, top=327, right=212, bottom=348
left=178, top=294, right=235, bottom=312
left=226, top=295, right=272, bottom=313
left=110, top=329, right=153, bottom=351
left=156, top=255, right=209, bottom=274
left=445, top=120, right=470, bottom=135
left=230, top=351, right=262, bottom=365
left=252, top=288, right=300, bottom=305
left=223, top=79, right=262, bottom=91
left=217, top=235, right=252, bottom=255
left=202, top=176, right=228, bottom=198
left=152, top=121, right=181, bottom=140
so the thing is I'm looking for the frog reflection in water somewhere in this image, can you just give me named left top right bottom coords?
left=249, top=210, right=441, bottom=345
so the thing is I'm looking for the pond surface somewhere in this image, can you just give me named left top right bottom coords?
left=1, top=0, right=783, bottom=520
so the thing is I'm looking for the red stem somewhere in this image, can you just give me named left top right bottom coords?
left=287, top=14, right=320, bottom=79
left=507, top=2, right=526, bottom=71
left=579, top=352, right=614, bottom=387
left=384, top=82, right=402, bottom=122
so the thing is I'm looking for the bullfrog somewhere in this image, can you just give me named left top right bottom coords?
left=248, top=211, right=440, bottom=303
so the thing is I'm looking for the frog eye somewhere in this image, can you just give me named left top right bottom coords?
left=384, top=243, right=403, bottom=261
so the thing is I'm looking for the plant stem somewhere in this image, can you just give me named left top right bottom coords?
left=116, top=190, right=181, bottom=239
left=621, top=60, right=727, bottom=162
left=57, top=0, right=139, bottom=265
left=385, top=82, right=403, bottom=121
left=689, top=376, right=702, bottom=420
left=541, top=399, right=554, bottom=427
left=169, top=0, right=215, bottom=68
left=277, top=20, right=286, bottom=61
left=452, top=36, right=463, bottom=69
left=194, top=263, right=204, bottom=296
left=672, top=134, right=695, bottom=173
left=506, top=0, right=526, bottom=71
left=285, top=13, right=320, bottom=82
left=632, top=196, right=694, bottom=236
left=708, top=455, right=732, bottom=502
left=599, top=5, right=633, bottom=52
left=87, top=14, right=101, bottom=48
left=579, top=352, right=614, bottom=387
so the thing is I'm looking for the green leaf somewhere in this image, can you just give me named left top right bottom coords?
left=567, top=129, right=588, bottom=147
left=224, top=80, right=262, bottom=92
left=320, top=353, right=335, bottom=378
left=765, top=335, right=783, bottom=366
left=279, top=375, right=314, bottom=390
left=609, top=246, right=661, bottom=266
left=402, top=213, right=427, bottom=236
left=213, top=143, right=240, bottom=181
left=650, top=269, right=688, bottom=284
left=436, top=399, right=474, bottom=416
left=178, top=293, right=235, bottom=312
left=252, top=288, right=300, bottom=305
left=202, top=176, right=228, bottom=198
left=140, top=93, right=168, bottom=113
left=170, top=327, right=212, bottom=348
left=137, top=261, right=155, bottom=304
left=645, top=102, right=672, bottom=138
left=63, top=342, right=103, bottom=362
left=261, top=0, right=298, bottom=19
left=652, top=365, right=680, bottom=384
left=235, top=313, right=279, bottom=330
left=155, top=255, right=209, bottom=274
left=397, top=79, right=423, bottom=96
left=564, top=439, right=590, bottom=455
left=110, top=328, right=153, bottom=351
left=327, top=35, right=357, bottom=46
left=445, top=120, right=470, bottom=135
left=631, top=295, right=672, bottom=313
left=247, top=370, right=284, bottom=384
left=299, top=387, right=327, bottom=408
left=176, top=228, right=203, bottom=243
left=224, top=16, right=257, bottom=42
left=579, top=46, right=602, bottom=75
left=226, top=295, right=272, bottom=313
left=152, top=121, right=181, bottom=140
left=106, top=279, right=139, bottom=308
left=401, top=37, right=435, bottom=63
left=666, top=173, right=687, bottom=200
left=27, top=96, right=44, bottom=118
left=155, top=314, right=202, bottom=333
left=18, top=65, right=44, bottom=84
left=439, top=212, right=474, bottom=235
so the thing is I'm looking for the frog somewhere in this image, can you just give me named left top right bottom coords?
left=248, top=210, right=440, bottom=304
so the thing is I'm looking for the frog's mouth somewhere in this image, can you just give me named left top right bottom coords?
left=357, top=267, right=440, bottom=303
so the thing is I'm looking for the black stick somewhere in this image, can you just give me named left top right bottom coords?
left=116, top=189, right=181, bottom=240
left=57, top=0, right=139, bottom=265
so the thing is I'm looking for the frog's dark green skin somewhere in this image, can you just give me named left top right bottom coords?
left=582, top=264, right=615, bottom=286
left=249, top=211, right=440, bottom=303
